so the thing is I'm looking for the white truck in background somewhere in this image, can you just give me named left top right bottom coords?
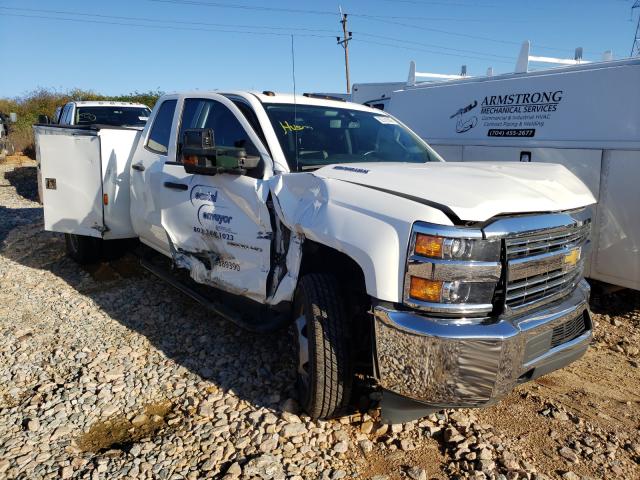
left=353, top=54, right=640, bottom=292
left=35, top=91, right=595, bottom=423
left=53, top=101, right=151, bottom=127
left=36, top=101, right=151, bottom=205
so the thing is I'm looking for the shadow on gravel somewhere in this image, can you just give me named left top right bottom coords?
left=0, top=206, right=41, bottom=244
left=589, top=282, right=640, bottom=316
left=1, top=204, right=299, bottom=417
left=3, top=166, right=39, bottom=203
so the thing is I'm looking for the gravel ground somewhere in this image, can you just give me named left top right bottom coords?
left=1, top=158, right=639, bottom=480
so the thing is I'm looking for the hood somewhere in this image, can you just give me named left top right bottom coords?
left=313, top=162, right=595, bottom=222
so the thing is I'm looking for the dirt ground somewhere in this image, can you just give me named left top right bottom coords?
left=354, top=290, right=640, bottom=480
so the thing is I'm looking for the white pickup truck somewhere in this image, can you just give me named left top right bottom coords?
left=34, top=91, right=596, bottom=423
left=54, top=101, right=151, bottom=127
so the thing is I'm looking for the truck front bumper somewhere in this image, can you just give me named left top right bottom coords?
left=373, top=280, right=592, bottom=409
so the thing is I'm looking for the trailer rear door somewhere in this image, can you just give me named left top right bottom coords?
left=36, top=127, right=104, bottom=238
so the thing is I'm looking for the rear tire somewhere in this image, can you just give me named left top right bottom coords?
left=293, top=273, right=353, bottom=419
left=64, top=233, right=102, bottom=264
left=101, top=239, right=131, bottom=261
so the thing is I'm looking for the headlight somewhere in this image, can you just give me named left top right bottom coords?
left=404, top=224, right=502, bottom=318
left=414, top=233, right=499, bottom=261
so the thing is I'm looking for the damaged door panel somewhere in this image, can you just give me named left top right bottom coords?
left=159, top=165, right=274, bottom=303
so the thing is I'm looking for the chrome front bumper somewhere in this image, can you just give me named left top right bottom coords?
left=373, top=280, right=592, bottom=408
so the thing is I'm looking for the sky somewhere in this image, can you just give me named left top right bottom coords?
left=0, top=0, right=638, bottom=98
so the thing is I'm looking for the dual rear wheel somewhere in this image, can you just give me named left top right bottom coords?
left=64, top=233, right=130, bottom=264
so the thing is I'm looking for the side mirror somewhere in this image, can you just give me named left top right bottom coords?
left=181, top=128, right=260, bottom=175
left=38, top=115, right=50, bottom=125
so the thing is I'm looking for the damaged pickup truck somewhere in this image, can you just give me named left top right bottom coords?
left=35, top=91, right=596, bottom=423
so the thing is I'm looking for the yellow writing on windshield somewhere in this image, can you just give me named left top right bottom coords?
left=279, top=120, right=311, bottom=134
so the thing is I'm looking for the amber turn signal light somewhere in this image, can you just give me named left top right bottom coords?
left=414, top=233, right=443, bottom=258
left=409, top=276, right=442, bottom=303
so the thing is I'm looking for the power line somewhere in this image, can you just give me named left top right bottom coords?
left=145, top=0, right=578, bottom=54
left=352, top=16, right=577, bottom=55
left=0, top=6, right=339, bottom=34
left=0, top=12, right=334, bottom=38
left=0, top=6, right=525, bottom=65
left=148, top=0, right=338, bottom=17
left=353, top=31, right=514, bottom=60
left=147, top=0, right=549, bottom=24
left=373, top=0, right=500, bottom=6
left=352, top=38, right=514, bottom=65
left=5, top=5, right=512, bottom=61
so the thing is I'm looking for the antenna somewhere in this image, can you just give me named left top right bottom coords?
left=291, top=34, right=299, bottom=172
left=632, top=1, right=640, bottom=56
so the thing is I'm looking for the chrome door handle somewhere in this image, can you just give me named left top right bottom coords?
left=132, top=163, right=145, bottom=171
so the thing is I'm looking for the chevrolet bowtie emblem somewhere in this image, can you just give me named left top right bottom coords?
left=564, top=248, right=581, bottom=267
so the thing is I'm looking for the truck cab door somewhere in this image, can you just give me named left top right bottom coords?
left=130, top=98, right=180, bottom=254
left=147, top=95, right=274, bottom=303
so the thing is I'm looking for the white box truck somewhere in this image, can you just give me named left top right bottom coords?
left=354, top=55, right=640, bottom=292
left=35, top=91, right=595, bottom=423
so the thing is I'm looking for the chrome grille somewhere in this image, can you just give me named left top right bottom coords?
left=506, top=224, right=590, bottom=260
left=506, top=266, right=583, bottom=308
left=504, top=222, right=589, bottom=311
left=551, top=312, right=589, bottom=348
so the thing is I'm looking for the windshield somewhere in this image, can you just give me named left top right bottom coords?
left=264, top=103, right=438, bottom=171
left=75, top=106, right=151, bottom=127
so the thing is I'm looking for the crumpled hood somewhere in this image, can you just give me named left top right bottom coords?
left=313, top=162, right=595, bottom=222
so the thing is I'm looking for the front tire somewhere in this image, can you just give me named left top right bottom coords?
left=293, top=273, right=353, bottom=419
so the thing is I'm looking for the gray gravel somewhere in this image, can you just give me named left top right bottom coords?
left=0, top=162, right=359, bottom=479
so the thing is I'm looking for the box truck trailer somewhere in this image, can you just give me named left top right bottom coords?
left=353, top=50, right=640, bottom=291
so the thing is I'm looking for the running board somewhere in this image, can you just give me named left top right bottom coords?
left=140, top=257, right=290, bottom=333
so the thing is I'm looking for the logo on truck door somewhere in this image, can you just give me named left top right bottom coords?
left=197, top=204, right=232, bottom=227
left=190, top=185, right=219, bottom=205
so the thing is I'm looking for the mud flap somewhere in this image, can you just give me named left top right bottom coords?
left=380, top=390, right=438, bottom=424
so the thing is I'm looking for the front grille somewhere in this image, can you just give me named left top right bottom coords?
left=506, top=267, right=582, bottom=308
left=551, top=312, right=589, bottom=348
left=504, top=222, right=589, bottom=311
left=506, top=224, right=590, bottom=260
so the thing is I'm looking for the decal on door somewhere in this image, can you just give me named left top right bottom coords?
left=190, top=184, right=219, bottom=205
left=189, top=184, right=237, bottom=240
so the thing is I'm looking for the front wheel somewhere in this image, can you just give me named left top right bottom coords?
left=293, top=273, right=353, bottom=419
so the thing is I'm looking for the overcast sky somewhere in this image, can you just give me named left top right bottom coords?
left=0, top=0, right=638, bottom=97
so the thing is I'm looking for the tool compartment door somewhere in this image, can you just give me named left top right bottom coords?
left=37, top=127, right=104, bottom=238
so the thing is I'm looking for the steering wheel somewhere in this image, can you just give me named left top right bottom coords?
left=362, top=150, right=378, bottom=157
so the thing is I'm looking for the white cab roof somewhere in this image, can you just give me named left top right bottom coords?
left=71, top=101, right=150, bottom=108
left=167, top=90, right=379, bottom=113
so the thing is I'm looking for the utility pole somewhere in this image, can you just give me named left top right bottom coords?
left=336, top=8, right=353, bottom=93
left=632, top=1, right=640, bottom=57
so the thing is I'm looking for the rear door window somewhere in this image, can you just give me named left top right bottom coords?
left=146, top=100, right=177, bottom=154
left=59, top=104, right=71, bottom=125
